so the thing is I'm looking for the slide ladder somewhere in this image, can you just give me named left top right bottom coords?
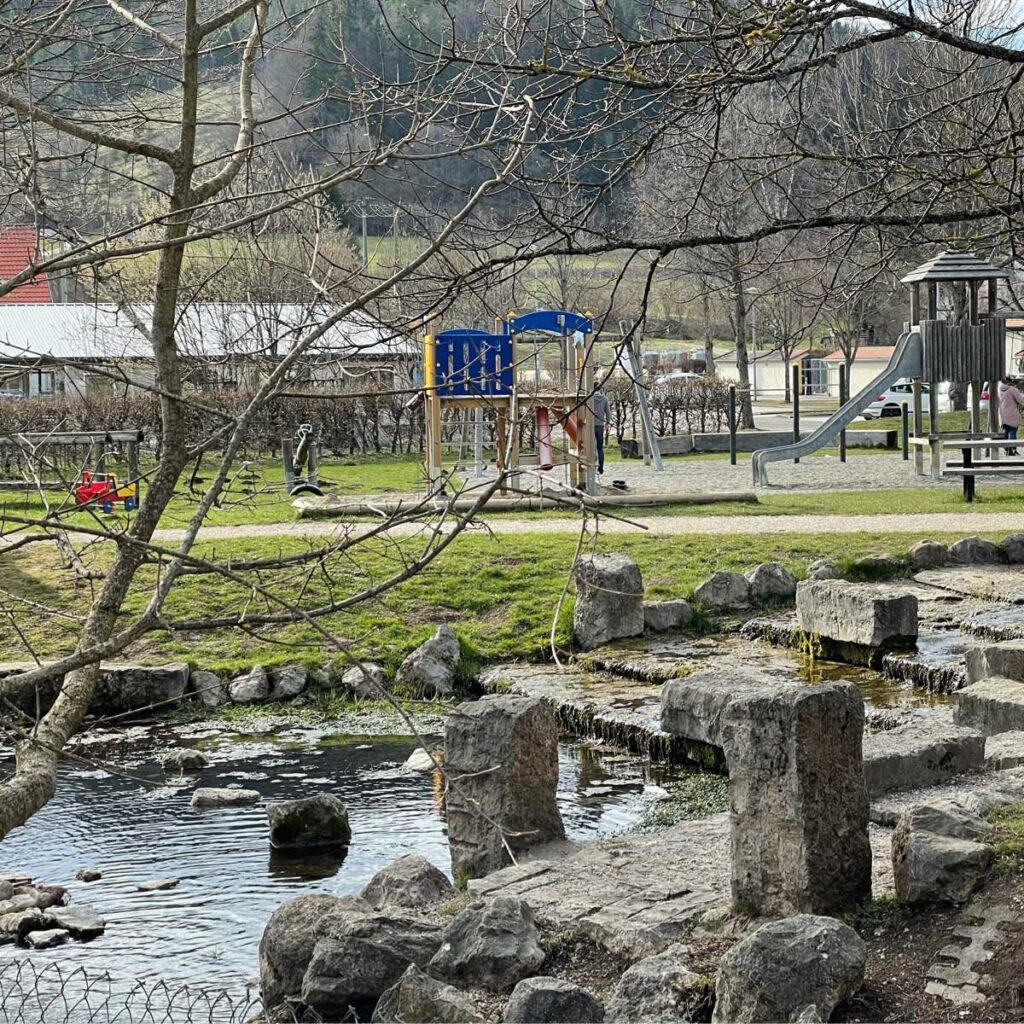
left=752, top=329, right=923, bottom=486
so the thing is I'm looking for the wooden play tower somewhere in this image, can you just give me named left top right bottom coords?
left=422, top=310, right=601, bottom=495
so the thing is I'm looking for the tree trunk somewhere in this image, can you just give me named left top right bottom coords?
left=729, top=250, right=755, bottom=428
left=701, top=288, right=715, bottom=376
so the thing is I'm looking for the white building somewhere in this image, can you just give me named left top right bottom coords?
left=0, top=303, right=416, bottom=400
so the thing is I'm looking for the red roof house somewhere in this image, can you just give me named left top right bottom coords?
left=0, top=227, right=52, bottom=303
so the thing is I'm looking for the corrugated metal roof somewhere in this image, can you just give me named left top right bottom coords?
left=901, top=251, right=1010, bottom=283
left=0, top=303, right=414, bottom=362
left=0, top=227, right=52, bottom=304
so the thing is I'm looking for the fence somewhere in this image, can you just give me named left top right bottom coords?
left=0, top=960, right=313, bottom=1024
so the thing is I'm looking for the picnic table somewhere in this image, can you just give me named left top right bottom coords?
left=943, top=438, right=1024, bottom=501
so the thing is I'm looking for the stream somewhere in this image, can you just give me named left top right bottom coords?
left=0, top=728, right=678, bottom=994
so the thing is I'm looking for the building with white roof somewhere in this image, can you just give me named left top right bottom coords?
left=0, top=302, right=416, bottom=398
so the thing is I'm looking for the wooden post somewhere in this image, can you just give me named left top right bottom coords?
left=901, top=402, right=909, bottom=460
left=929, top=373, right=941, bottom=481
left=926, top=282, right=939, bottom=320
left=728, top=385, right=737, bottom=466
left=127, top=440, right=140, bottom=491
left=839, top=364, right=847, bottom=463
left=970, top=379, right=981, bottom=435
left=792, top=364, right=800, bottom=464
left=282, top=437, right=295, bottom=491
left=910, top=283, right=921, bottom=326
left=913, top=379, right=924, bottom=475
left=424, top=318, right=443, bottom=490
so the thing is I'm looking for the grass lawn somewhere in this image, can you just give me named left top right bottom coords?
left=1, top=525, right=1016, bottom=672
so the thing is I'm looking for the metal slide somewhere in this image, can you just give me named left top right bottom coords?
left=751, top=328, right=923, bottom=485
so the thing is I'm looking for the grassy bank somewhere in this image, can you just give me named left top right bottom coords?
left=0, top=526, right=1013, bottom=672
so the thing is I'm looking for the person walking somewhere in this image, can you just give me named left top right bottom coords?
left=998, top=377, right=1024, bottom=455
left=592, top=385, right=610, bottom=475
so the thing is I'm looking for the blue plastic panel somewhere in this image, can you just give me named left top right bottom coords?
left=434, top=330, right=513, bottom=397
left=507, top=310, right=593, bottom=335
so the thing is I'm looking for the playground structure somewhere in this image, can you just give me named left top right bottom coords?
left=753, top=252, right=1010, bottom=485
left=0, top=430, right=144, bottom=501
left=281, top=423, right=323, bottom=497
left=422, top=309, right=662, bottom=496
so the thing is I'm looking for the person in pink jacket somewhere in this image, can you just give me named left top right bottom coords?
left=998, top=377, right=1024, bottom=455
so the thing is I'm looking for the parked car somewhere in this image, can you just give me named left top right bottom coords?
left=967, top=381, right=992, bottom=414
left=653, top=371, right=703, bottom=386
left=0, top=388, right=24, bottom=400
left=862, top=380, right=931, bottom=419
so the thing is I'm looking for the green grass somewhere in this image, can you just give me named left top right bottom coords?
left=0, top=454, right=429, bottom=529
left=987, top=801, right=1024, bottom=873
left=633, top=772, right=730, bottom=832
left=1, top=525, right=1017, bottom=671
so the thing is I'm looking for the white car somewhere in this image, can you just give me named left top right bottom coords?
left=653, top=371, right=702, bottom=386
left=861, top=380, right=931, bottom=419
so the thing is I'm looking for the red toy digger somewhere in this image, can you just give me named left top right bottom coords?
left=73, top=471, right=138, bottom=513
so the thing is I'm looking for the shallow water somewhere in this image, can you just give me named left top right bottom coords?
left=0, top=731, right=674, bottom=993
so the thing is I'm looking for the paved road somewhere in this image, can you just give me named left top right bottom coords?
left=151, top=510, right=1024, bottom=542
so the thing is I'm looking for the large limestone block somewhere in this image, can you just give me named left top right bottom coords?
left=693, top=571, right=751, bottom=611
left=444, top=695, right=565, bottom=879
left=266, top=794, right=351, bottom=849
left=955, top=677, right=1024, bottom=734
left=862, top=725, right=985, bottom=796
left=660, top=668, right=782, bottom=752
left=361, top=854, right=454, bottom=910
left=746, top=562, right=797, bottom=604
left=966, top=640, right=1024, bottom=684
left=796, top=580, right=918, bottom=648
left=713, top=915, right=866, bottom=1023
left=573, top=554, right=645, bottom=649
left=723, top=683, right=871, bottom=917
left=950, top=535, right=1002, bottom=565
left=892, top=830, right=994, bottom=904
left=396, top=626, right=461, bottom=697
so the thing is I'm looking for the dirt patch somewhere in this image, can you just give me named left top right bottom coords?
left=403, top=604, right=463, bottom=625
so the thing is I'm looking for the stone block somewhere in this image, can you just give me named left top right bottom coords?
left=966, top=640, right=1024, bottom=684
left=693, top=571, right=751, bottom=611
left=892, top=831, right=994, bottom=904
left=955, top=678, right=1024, bottom=734
left=723, top=683, right=871, bottom=917
left=620, top=434, right=693, bottom=458
left=643, top=599, right=693, bottom=633
left=984, top=731, right=1024, bottom=770
left=267, top=794, right=351, bottom=849
left=907, top=540, right=949, bottom=571
left=444, top=695, right=565, bottom=879
left=796, top=580, right=918, bottom=648
left=862, top=726, right=985, bottom=796
left=573, top=554, right=644, bottom=650
left=950, top=536, right=1003, bottom=565
left=1002, top=534, right=1024, bottom=564
left=746, top=562, right=797, bottom=603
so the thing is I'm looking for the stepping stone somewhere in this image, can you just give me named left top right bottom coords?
left=863, top=725, right=985, bottom=797
left=955, top=678, right=1024, bottom=735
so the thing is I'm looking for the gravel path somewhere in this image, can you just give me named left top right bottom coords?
left=150, top=509, right=1024, bottom=542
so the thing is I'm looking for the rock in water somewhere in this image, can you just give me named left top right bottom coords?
left=159, top=748, right=209, bottom=773
left=361, top=854, right=454, bottom=910
left=795, top=580, right=918, bottom=648
left=75, top=869, right=102, bottom=883
left=403, top=748, right=438, bottom=772
left=269, top=663, right=308, bottom=701
left=342, top=662, right=388, bottom=698
left=907, top=540, right=949, bottom=571
left=46, top=906, right=105, bottom=940
left=189, top=669, right=228, bottom=708
left=693, top=571, right=752, bottom=612
left=396, top=626, right=462, bottom=697
left=228, top=665, right=269, bottom=704
left=191, top=787, right=261, bottom=808
left=373, top=964, right=483, bottom=1023
left=712, top=915, right=866, bottom=1023
left=605, top=944, right=704, bottom=1022
left=892, top=830, right=994, bottom=904
left=260, top=894, right=371, bottom=1009
left=746, top=562, right=797, bottom=603
left=428, top=898, right=544, bottom=993
left=444, top=695, right=564, bottom=879
left=300, top=911, right=443, bottom=1018
left=267, top=794, right=351, bottom=850
left=137, top=877, right=180, bottom=892
left=643, top=599, right=693, bottom=633
left=504, top=977, right=605, bottom=1023
left=572, top=553, right=645, bottom=649
left=25, top=928, right=69, bottom=949
left=723, top=682, right=871, bottom=916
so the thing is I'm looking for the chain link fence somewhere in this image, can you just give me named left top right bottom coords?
left=0, top=959, right=309, bottom=1024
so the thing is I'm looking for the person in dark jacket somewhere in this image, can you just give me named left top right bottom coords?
left=592, top=386, right=610, bottom=474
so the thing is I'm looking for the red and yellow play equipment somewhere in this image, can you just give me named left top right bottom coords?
left=73, top=471, right=138, bottom=512
left=422, top=310, right=598, bottom=494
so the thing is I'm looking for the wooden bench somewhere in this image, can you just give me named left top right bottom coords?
left=943, top=439, right=1023, bottom=501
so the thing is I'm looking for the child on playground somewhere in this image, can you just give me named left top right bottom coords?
left=999, top=376, right=1024, bottom=456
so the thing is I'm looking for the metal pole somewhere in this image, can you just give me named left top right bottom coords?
left=901, top=402, right=909, bottom=460
left=361, top=210, right=368, bottom=269
left=839, top=363, right=847, bottom=463
left=474, top=406, right=484, bottom=477
left=913, top=379, right=924, bottom=475
left=728, top=385, right=737, bottom=466
left=750, top=306, right=758, bottom=400
left=792, top=364, right=800, bottom=464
